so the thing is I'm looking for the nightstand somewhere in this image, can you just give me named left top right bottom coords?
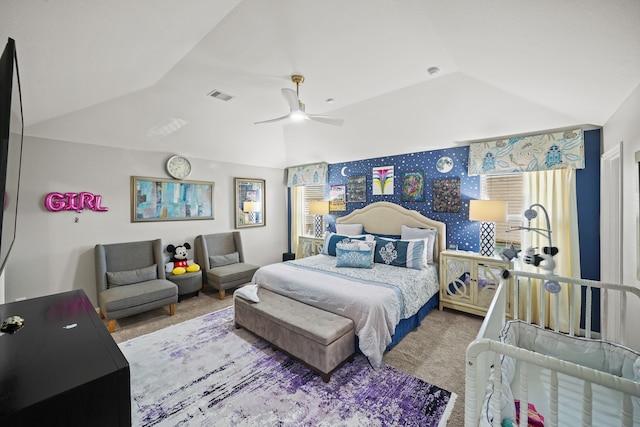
left=439, top=250, right=513, bottom=317
left=296, top=236, right=324, bottom=259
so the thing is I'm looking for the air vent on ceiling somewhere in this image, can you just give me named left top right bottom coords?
left=207, top=89, right=234, bottom=102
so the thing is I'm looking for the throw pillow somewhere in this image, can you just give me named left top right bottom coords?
left=373, top=237, right=424, bottom=270
left=321, top=232, right=366, bottom=256
left=210, top=252, right=239, bottom=267
left=400, top=225, right=437, bottom=264
left=106, top=264, right=157, bottom=287
left=335, top=244, right=373, bottom=268
left=335, top=223, right=364, bottom=236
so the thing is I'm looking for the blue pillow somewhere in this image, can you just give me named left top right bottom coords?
left=363, top=229, right=401, bottom=239
left=336, top=246, right=373, bottom=268
left=321, top=233, right=366, bottom=256
left=373, top=237, right=424, bottom=270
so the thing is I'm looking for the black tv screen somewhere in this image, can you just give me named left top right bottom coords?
left=0, top=38, right=23, bottom=274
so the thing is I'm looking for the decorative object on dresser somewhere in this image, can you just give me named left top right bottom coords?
left=469, top=199, right=507, bottom=256
left=439, top=249, right=513, bottom=317
left=234, top=177, right=265, bottom=228
left=95, top=239, right=178, bottom=333
left=194, top=232, right=259, bottom=300
left=309, top=200, right=329, bottom=237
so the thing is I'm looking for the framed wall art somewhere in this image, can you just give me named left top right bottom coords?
left=131, top=176, right=214, bottom=222
left=432, top=178, right=461, bottom=213
left=347, top=175, right=366, bottom=203
left=235, top=178, right=265, bottom=228
left=372, top=166, right=394, bottom=195
left=329, top=185, right=346, bottom=211
left=401, top=170, right=425, bottom=202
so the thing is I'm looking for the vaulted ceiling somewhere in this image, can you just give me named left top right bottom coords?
left=2, top=0, right=639, bottom=168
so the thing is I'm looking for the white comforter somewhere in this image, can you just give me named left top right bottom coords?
left=251, top=254, right=439, bottom=367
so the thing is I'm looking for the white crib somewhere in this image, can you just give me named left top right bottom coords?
left=465, top=270, right=640, bottom=427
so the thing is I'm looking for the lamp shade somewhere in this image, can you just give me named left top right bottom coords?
left=469, top=200, right=507, bottom=223
left=309, top=200, right=329, bottom=215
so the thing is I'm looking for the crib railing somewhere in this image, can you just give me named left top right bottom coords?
left=465, top=270, right=640, bottom=427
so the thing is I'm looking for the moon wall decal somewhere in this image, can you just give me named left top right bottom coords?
left=340, top=166, right=348, bottom=176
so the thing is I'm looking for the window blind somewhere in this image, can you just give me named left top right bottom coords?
left=480, top=174, right=523, bottom=245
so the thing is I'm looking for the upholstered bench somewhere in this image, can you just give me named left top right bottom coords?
left=234, top=287, right=355, bottom=382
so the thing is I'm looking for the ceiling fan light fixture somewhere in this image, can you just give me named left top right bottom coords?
left=290, top=110, right=306, bottom=121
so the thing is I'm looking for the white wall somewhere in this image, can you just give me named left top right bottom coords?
left=602, top=83, right=640, bottom=350
left=4, top=136, right=288, bottom=305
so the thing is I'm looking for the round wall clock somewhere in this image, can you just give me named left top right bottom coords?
left=166, top=155, right=192, bottom=179
left=436, top=156, right=453, bottom=173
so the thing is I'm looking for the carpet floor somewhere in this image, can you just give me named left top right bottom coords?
left=119, top=306, right=457, bottom=426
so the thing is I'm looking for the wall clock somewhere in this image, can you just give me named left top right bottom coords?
left=166, top=155, right=192, bottom=179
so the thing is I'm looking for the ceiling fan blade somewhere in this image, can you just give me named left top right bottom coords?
left=307, top=114, right=344, bottom=127
left=254, top=114, right=291, bottom=125
left=281, top=88, right=300, bottom=111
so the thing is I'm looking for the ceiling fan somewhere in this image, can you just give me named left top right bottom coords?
left=254, top=74, right=344, bottom=126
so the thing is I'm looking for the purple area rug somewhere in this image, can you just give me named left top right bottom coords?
left=119, top=306, right=455, bottom=426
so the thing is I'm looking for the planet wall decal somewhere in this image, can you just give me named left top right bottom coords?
left=436, top=156, right=453, bottom=173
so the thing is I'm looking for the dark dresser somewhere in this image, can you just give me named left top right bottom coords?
left=0, top=290, right=130, bottom=426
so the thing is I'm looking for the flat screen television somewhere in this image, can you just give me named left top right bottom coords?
left=0, top=38, right=24, bottom=275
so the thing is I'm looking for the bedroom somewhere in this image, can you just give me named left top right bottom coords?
left=0, top=1, right=639, bottom=423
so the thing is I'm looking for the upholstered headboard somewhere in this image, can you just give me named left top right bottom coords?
left=336, top=202, right=446, bottom=263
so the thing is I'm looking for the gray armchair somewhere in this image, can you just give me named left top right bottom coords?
left=95, top=239, right=178, bottom=333
left=195, top=232, right=259, bottom=300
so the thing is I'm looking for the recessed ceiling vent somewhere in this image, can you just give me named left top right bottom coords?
left=207, top=89, right=234, bottom=101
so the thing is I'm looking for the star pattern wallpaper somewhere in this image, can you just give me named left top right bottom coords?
left=326, top=146, right=482, bottom=252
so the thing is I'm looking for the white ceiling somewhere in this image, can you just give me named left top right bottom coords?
left=2, top=0, right=639, bottom=168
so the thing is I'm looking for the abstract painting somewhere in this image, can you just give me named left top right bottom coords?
left=401, top=171, right=425, bottom=202
left=433, top=178, right=461, bottom=213
left=372, top=166, right=394, bottom=195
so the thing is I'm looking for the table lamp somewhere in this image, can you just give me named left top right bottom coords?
left=309, top=200, right=330, bottom=238
left=469, top=200, right=507, bottom=257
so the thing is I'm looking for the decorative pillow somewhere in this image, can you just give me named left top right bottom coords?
left=373, top=237, right=424, bottom=270
left=335, top=223, right=364, bottom=236
left=210, top=252, right=239, bottom=267
left=234, top=284, right=260, bottom=302
left=401, top=225, right=437, bottom=264
left=106, top=264, right=157, bottom=287
left=335, top=243, right=373, bottom=269
left=363, top=229, right=401, bottom=239
left=321, top=232, right=366, bottom=256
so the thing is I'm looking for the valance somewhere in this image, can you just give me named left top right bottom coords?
left=468, top=129, right=584, bottom=176
left=286, top=162, right=328, bottom=187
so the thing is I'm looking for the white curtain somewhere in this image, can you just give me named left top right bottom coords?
left=290, top=186, right=305, bottom=255
left=522, top=168, right=581, bottom=332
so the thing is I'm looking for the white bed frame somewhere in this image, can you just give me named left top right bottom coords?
left=336, top=201, right=446, bottom=263
left=466, top=270, right=640, bottom=427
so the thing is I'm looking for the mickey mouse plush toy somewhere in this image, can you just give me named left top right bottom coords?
left=165, top=243, right=201, bottom=275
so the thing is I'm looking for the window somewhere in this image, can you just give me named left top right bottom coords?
left=301, top=185, right=325, bottom=236
left=480, top=174, right=523, bottom=246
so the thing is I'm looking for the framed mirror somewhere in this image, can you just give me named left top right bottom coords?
left=234, top=178, right=265, bottom=228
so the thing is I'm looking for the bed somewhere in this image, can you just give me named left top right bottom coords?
left=465, top=270, right=640, bottom=427
left=251, top=202, right=446, bottom=367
